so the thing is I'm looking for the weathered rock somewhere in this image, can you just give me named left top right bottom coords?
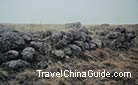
left=101, top=24, right=110, bottom=26
left=93, top=39, right=103, bottom=48
left=69, top=44, right=82, bottom=55
left=126, top=31, right=136, bottom=40
left=0, top=28, right=18, bottom=33
left=106, top=32, right=121, bottom=39
left=21, top=47, right=36, bottom=61
left=53, top=32, right=74, bottom=49
left=83, top=42, right=90, bottom=50
left=103, top=27, right=136, bottom=50
left=30, top=41, right=51, bottom=55
left=79, top=26, right=91, bottom=34
left=0, top=53, right=4, bottom=64
left=51, top=31, right=63, bottom=43
left=65, top=32, right=74, bottom=41
left=37, top=61, right=48, bottom=69
left=89, top=42, right=97, bottom=50
left=86, top=36, right=92, bottom=42
left=79, top=32, right=88, bottom=41
left=65, top=22, right=81, bottom=29
left=55, top=38, right=69, bottom=49
left=71, top=31, right=87, bottom=41
left=0, top=31, right=25, bottom=52
left=52, top=50, right=65, bottom=59
left=113, top=27, right=126, bottom=33
left=4, top=50, right=19, bottom=61
left=0, top=26, right=98, bottom=67
left=74, top=41, right=89, bottom=51
left=99, top=31, right=108, bottom=36
left=4, top=59, right=30, bottom=70
left=22, top=34, right=32, bottom=42
left=63, top=47, right=72, bottom=56
left=71, top=31, right=81, bottom=40
left=64, top=56, right=70, bottom=62
left=35, top=54, right=46, bottom=62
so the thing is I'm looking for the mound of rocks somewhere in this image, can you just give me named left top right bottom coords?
left=65, top=22, right=82, bottom=29
left=0, top=27, right=98, bottom=70
left=3, top=59, right=30, bottom=70
left=0, top=26, right=136, bottom=70
left=49, top=28, right=97, bottom=60
left=0, top=29, right=49, bottom=70
left=0, top=30, right=25, bottom=52
left=103, top=27, right=136, bottom=50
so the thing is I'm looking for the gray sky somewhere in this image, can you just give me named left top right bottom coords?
left=0, top=0, right=138, bottom=24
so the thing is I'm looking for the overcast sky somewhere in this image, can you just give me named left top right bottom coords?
left=0, top=0, right=138, bottom=24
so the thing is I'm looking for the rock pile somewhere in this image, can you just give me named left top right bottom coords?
left=51, top=29, right=97, bottom=56
left=47, top=28, right=97, bottom=60
left=0, top=29, right=50, bottom=70
left=1, top=26, right=135, bottom=70
left=0, top=27, right=97, bottom=70
left=65, top=22, right=81, bottom=29
left=0, top=30, right=25, bottom=52
left=103, top=27, right=136, bottom=50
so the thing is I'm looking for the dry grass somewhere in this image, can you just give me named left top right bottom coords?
left=1, top=24, right=138, bottom=32
left=0, top=24, right=70, bottom=32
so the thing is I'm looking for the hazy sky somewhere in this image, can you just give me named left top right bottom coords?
left=0, top=0, right=138, bottom=24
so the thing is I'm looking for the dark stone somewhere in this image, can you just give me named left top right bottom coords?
left=71, top=31, right=87, bottom=41
left=30, top=41, right=51, bottom=55
left=69, top=44, right=82, bottom=55
left=37, top=61, right=48, bottom=69
left=0, top=53, right=4, bottom=64
left=101, top=24, right=110, bottom=26
left=99, top=31, right=108, bottom=36
left=55, top=38, right=69, bottom=49
left=22, top=34, right=32, bottom=42
left=114, top=27, right=126, bottom=33
left=74, top=41, right=89, bottom=51
left=3, top=59, right=30, bottom=70
left=63, top=47, right=72, bottom=56
left=51, top=31, right=63, bottom=43
left=103, top=27, right=136, bottom=50
left=106, top=32, right=121, bottom=39
left=89, top=42, right=97, bottom=50
left=86, top=36, right=92, bottom=42
left=79, top=26, right=91, bottom=34
left=65, top=22, right=81, bottom=29
left=79, top=32, right=88, bottom=41
left=64, top=56, right=70, bottom=62
left=93, top=39, right=103, bottom=48
left=65, top=32, right=74, bottom=41
left=35, top=54, right=46, bottom=62
left=21, top=47, right=36, bottom=61
left=71, top=31, right=81, bottom=40
left=4, top=50, right=19, bottom=61
left=0, top=31, right=25, bottom=52
left=126, top=31, right=136, bottom=40
left=52, top=50, right=65, bottom=59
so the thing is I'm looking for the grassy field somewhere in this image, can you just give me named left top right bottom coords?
left=0, top=24, right=138, bottom=32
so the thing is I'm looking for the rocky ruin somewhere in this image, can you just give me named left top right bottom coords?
left=103, top=27, right=136, bottom=50
left=0, top=24, right=137, bottom=85
left=0, top=26, right=98, bottom=70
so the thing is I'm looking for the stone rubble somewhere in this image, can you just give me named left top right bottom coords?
left=0, top=26, right=136, bottom=70
left=103, top=27, right=136, bottom=50
left=0, top=27, right=97, bottom=70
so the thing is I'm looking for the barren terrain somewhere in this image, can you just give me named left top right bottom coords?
left=0, top=23, right=138, bottom=85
